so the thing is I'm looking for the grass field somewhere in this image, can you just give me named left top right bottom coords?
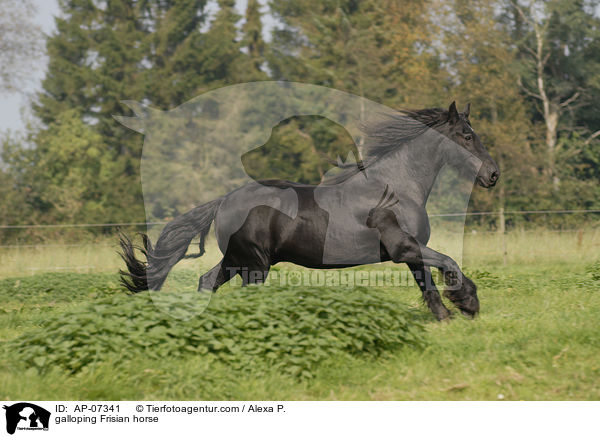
left=0, top=230, right=599, bottom=400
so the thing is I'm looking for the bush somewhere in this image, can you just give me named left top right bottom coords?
left=0, top=273, right=121, bottom=306
left=7, top=285, right=426, bottom=379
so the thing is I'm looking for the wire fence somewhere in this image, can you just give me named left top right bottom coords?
left=0, top=209, right=599, bottom=277
left=2, top=208, right=598, bottom=244
left=429, top=209, right=600, bottom=217
left=0, top=222, right=166, bottom=229
left=2, top=208, right=599, bottom=229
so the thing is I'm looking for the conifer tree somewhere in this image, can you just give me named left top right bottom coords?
left=200, top=0, right=245, bottom=86
left=242, top=0, right=266, bottom=76
left=142, top=0, right=209, bottom=108
left=268, top=0, right=443, bottom=108
left=33, top=0, right=149, bottom=223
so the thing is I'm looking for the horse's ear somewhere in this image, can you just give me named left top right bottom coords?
left=448, top=101, right=459, bottom=124
left=463, top=102, right=471, bottom=118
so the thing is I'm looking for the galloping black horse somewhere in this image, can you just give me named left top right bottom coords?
left=120, top=101, right=499, bottom=320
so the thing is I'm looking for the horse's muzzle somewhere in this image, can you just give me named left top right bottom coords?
left=477, top=165, right=500, bottom=188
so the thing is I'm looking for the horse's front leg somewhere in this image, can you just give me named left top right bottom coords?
left=407, top=263, right=452, bottom=321
left=370, top=211, right=480, bottom=319
left=404, top=242, right=479, bottom=318
left=395, top=238, right=479, bottom=318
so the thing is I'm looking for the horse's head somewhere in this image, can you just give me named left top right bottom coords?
left=444, top=101, right=499, bottom=188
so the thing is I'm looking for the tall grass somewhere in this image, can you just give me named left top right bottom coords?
left=462, top=228, right=600, bottom=267
left=1, top=228, right=598, bottom=279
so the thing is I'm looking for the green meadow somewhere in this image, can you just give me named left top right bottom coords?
left=1, top=230, right=599, bottom=400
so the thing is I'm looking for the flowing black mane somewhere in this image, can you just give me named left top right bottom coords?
left=322, top=107, right=451, bottom=185
left=361, top=107, right=450, bottom=158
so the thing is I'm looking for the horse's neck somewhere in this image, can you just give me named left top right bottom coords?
left=370, top=135, right=446, bottom=207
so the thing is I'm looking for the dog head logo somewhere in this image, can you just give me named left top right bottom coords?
left=3, top=403, right=50, bottom=435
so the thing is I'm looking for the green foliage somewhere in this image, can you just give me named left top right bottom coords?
left=462, top=268, right=503, bottom=288
left=28, top=0, right=150, bottom=228
left=243, top=0, right=266, bottom=74
left=2, top=260, right=600, bottom=400
left=269, top=0, right=442, bottom=106
left=0, top=272, right=121, bottom=307
left=585, top=261, right=600, bottom=282
left=515, top=0, right=600, bottom=129
left=6, top=283, right=425, bottom=379
left=0, top=133, right=37, bottom=236
left=19, top=0, right=268, bottom=233
left=2, top=0, right=600, bottom=235
left=241, top=115, right=361, bottom=184
left=31, top=110, right=139, bottom=224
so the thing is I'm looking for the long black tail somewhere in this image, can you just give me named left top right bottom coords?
left=119, top=198, right=222, bottom=293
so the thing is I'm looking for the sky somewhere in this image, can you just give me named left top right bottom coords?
left=0, top=0, right=278, bottom=134
left=0, top=0, right=60, bottom=134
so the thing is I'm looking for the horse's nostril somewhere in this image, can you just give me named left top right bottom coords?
left=490, top=171, right=499, bottom=182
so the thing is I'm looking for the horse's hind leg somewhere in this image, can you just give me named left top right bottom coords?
left=407, top=263, right=451, bottom=321
left=197, top=259, right=271, bottom=291
left=239, top=264, right=270, bottom=287
left=198, top=259, right=235, bottom=292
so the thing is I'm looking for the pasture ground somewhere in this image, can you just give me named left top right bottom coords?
left=0, top=230, right=599, bottom=400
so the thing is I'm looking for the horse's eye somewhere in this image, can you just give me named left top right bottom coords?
left=465, top=135, right=472, bottom=141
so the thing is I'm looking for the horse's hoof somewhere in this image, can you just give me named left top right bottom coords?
left=459, top=308, right=477, bottom=319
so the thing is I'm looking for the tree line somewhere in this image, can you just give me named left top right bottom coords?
left=1, top=0, right=599, bottom=241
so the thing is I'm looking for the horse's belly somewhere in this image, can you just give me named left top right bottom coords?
left=320, top=226, right=382, bottom=264
left=276, top=230, right=382, bottom=268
